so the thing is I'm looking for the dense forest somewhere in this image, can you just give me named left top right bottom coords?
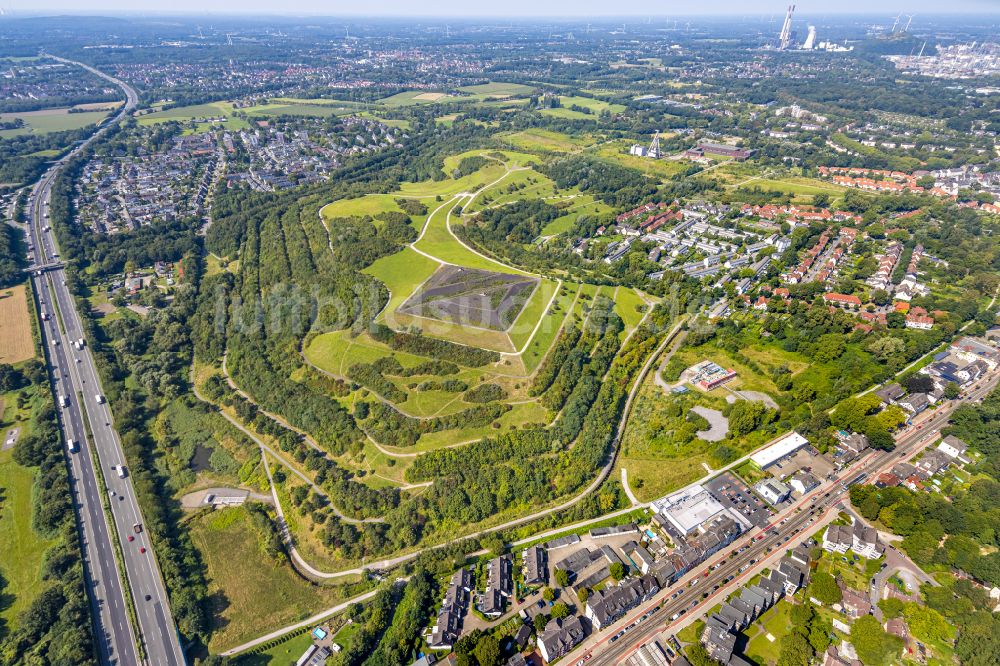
left=0, top=224, right=26, bottom=289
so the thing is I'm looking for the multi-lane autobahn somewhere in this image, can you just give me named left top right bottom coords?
left=24, top=57, right=185, bottom=666
left=565, top=372, right=1000, bottom=666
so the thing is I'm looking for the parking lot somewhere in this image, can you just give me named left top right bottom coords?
left=705, top=472, right=773, bottom=529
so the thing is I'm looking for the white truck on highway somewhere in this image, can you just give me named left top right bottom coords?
left=40, top=311, right=50, bottom=321
left=67, top=439, right=78, bottom=453
left=95, top=394, right=104, bottom=404
left=114, top=465, right=127, bottom=479
left=58, top=395, right=68, bottom=408
left=74, top=338, right=85, bottom=350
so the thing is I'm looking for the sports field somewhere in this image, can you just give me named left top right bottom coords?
left=0, top=285, right=35, bottom=364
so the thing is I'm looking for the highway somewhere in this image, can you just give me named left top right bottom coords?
left=564, top=372, right=1000, bottom=666
left=24, top=57, right=185, bottom=666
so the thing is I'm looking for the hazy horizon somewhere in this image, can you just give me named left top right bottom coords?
left=8, top=0, right=1000, bottom=18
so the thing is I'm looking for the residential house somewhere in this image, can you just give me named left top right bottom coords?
left=874, top=384, right=905, bottom=405
left=537, top=615, right=585, bottom=664
left=851, top=523, right=883, bottom=560
left=839, top=583, right=873, bottom=618
left=429, top=568, right=472, bottom=649
left=898, top=393, right=930, bottom=415
left=701, top=625, right=737, bottom=663
left=937, top=435, right=970, bottom=463
left=822, top=524, right=854, bottom=555
left=523, top=545, right=548, bottom=586
left=480, top=555, right=512, bottom=618
left=586, top=575, right=660, bottom=631
left=789, top=471, right=820, bottom=495
left=823, top=293, right=863, bottom=310
left=629, top=544, right=656, bottom=575
left=915, top=449, right=951, bottom=478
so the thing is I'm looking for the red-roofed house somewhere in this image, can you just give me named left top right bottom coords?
left=823, top=293, right=862, bottom=310
left=906, top=313, right=934, bottom=330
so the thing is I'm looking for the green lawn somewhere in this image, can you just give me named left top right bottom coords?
left=543, top=96, right=626, bottom=119
left=321, top=194, right=409, bottom=222
left=232, top=630, right=314, bottom=665
left=508, top=278, right=561, bottom=348
left=378, top=400, right=551, bottom=453
left=414, top=193, right=527, bottom=274
left=364, top=246, right=441, bottom=317
left=520, top=282, right=581, bottom=373
left=745, top=599, right=794, bottom=665
left=0, top=445, right=56, bottom=630
left=303, top=330, right=538, bottom=418
left=741, top=177, right=848, bottom=203
left=613, top=287, right=650, bottom=336
left=541, top=194, right=614, bottom=236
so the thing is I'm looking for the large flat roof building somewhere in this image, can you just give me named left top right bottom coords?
left=750, top=432, right=809, bottom=469
left=651, top=485, right=728, bottom=535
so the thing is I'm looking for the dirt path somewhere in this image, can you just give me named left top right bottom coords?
left=191, top=363, right=383, bottom=525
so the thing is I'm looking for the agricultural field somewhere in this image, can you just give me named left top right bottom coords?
left=136, top=100, right=248, bottom=131
left=378, top=90, right=454, bottom=107
left=0, top=284, right=35, bottom=364
left=0, top=106, right=114, bottom=138
left=457, top=82, right=536, bottom=99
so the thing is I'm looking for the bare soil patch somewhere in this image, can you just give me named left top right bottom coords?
left=398, top=265, right=539, bottom=331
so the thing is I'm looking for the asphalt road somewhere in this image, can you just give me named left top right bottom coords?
left=567, top=372, right=1000, bottom=666
left=25, top=57, right=185, bottom=666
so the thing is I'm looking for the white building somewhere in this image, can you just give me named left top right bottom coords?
left=937, top=435, right=970, bottom=463
left=750, top=432, right=809, bottom=470
left=755, top=479, right=791, bottom=505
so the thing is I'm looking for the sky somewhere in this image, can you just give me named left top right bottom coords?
left=16, top=0, right=1000, bottom=16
